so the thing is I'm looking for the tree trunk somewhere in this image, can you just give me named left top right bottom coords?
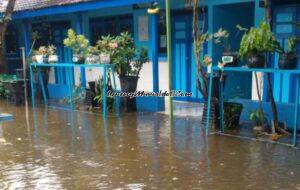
left=0, top=0, right=17, bottom=73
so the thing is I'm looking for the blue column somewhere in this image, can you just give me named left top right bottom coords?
left=22, top=20, right=31, bottom=56
left=75, top=13, right=87, bottom=88
left=151, top=14, right=159, bottom=92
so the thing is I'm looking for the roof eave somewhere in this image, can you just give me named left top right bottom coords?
left=12, top=0, right=154, bottom=20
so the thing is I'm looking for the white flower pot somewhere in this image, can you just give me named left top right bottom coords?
left=100, top=53, right=110, bottom=64
left=48, top=55, right=58, bottom=63
left=86, top=55, right=99, bottom=64
left=35, top=55, right=45, bottom=64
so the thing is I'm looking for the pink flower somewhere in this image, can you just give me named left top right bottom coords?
left=109, top=42, right=118, bottom=49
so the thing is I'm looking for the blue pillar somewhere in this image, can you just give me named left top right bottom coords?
left=75, top=13, right=87, bottom=87
left=151, top=14, right=159, bottom=92
left=22, top=20, right=31, bottom=56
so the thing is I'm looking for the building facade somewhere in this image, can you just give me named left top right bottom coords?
left=3, top=0, right=300, bottom=123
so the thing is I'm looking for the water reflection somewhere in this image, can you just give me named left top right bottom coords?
left=0, top=101, right=300, bottom=189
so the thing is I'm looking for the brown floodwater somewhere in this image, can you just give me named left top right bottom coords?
left=0, top=101, right=300, bottom=190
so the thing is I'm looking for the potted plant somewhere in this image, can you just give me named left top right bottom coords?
left=223, top=102, right=243, bottom=131
left=93, top=76, right=114, bottom=109
left=238, top=21, right=280, bottom=68
left=96, top=35, right=116, bottom=64
left=214, top=28, right=239, bottom=67
left=86, top=46, right=99, bottom=64
left=249, top=109, right=267, bottom=135
left=47, top=45, right=58, bottom=64
left=63, top=29, right=89, bottom=64
left=278, top=37, right=299, bottom=69
left=97, top=32, right=148, bottom=112
left=33, top=46, right=48, bottom=64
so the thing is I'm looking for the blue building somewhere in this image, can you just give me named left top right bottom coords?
left=3, top=0, right=300, bottom=123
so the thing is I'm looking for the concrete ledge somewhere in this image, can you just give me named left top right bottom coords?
left=232, top=99, right=300, bottom=130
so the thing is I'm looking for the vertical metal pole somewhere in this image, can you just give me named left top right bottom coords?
left=219, top=72, right=224, bottom=133
left=151, top=14, right=159, bottom=92
left=66, top=67, right=74, bottom=109
left=206, top=71, right=214, bottom=136
left=38, top=68, right=47, bottom=105
left=293, top=75, right=299, bottom=147
left=102, top=66, right=107, bottom=117
left=166, top=0, right=173, bottom=118
left=29, top=64, right=35, bottom=107
left=21, top=47, right=29, bottom=109
left=112, top=69, right=120, bottom=116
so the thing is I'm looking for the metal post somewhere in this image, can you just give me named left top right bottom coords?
left=66, top=67, right=74, bottom=109
left=21, top=47, right=29, bottom=109
left=219, top=71, right=224, bottom=133
left=102, top=66, right=107, bottom=117
left=293, top=75, right=299, bottom=147
left=112, top=69, right=120, bottom=116
left=37, top=68, right=47, bottom=105
left=206, top=70, right=214, bottom=136
left=29, top=65, right=35, bottom=107
left=166, top=0, right=173, bottom=118
left=151, top=14, right=159, bottom=92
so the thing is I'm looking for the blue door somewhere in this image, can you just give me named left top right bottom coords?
left=172, top=12, right=206, bottom=102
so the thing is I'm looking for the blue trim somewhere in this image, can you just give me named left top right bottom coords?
left=22, top=20, right=31, bottom=56
left=13, top=0, right=154, bottom=19
left=151, top=14, right=159, bottom=92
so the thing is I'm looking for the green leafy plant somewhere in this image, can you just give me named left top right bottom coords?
left=96, top=32, right=149, bottom=77
left=249, top=109, right=267, bottom=126
left=63, top=29, right=89, bottom=56
left=238, top=21, right=281, bottom=58
left=93, top=76, right=114, bottom=110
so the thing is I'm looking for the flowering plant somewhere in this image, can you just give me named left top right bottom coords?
left=96, top=32, right=148, bottom=76
left=214, top=28, right=231, bottom=52
left=203, top=55, right=212, bottom=67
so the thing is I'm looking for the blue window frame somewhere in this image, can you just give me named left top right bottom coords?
left=90, top=14, right=133, bottom=45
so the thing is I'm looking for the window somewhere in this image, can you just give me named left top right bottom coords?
left=158, top=11, right=167, bottom=54
left=90, top=15, right=134, bottom=45
left=5, top=24, right=19, bottom=55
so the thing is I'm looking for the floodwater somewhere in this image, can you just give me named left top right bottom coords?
left=0, top=101, right=300, bottom=190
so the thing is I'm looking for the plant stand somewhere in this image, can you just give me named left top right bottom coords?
left=206, top=66, right=300, bottom=147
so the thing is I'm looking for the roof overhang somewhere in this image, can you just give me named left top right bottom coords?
left=12, top=0, right=155, bottom=20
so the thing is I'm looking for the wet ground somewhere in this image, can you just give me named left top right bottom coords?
left=0, top=101, right=300, bottom=190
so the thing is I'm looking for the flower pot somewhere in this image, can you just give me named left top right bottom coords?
left=99, top=53, right=111, bottom=64
left=72, top=54, right=85, bottom=64
left=86, top=55, right=99, bottom=64
left=48, top=55, right=58, bottom=63
left=222, top=51, right=239, bottom=67
left=88, top=81, right=96, bottom=94
left=279, top=52, right=297, bottom=70
left=35, top=55, right=48, bottom=64
left=119, top=76, right=139, bottom=112
left=223, top=102, right=243, bottom=130
left=247, top=53, right=265, bottom=68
